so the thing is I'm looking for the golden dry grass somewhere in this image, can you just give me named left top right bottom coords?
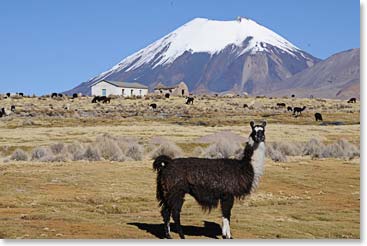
left=0, top=158, right=359, bottom=239
left=0, top=95, right=360, bottom=239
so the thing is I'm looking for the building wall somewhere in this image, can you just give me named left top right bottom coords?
left=91, top=81, right=148, bottom=97
left=173, top=82, right=189, bottom=96
left=121, top=88, right=148, bottom=97
left=153, top=82, right=189, bottom=97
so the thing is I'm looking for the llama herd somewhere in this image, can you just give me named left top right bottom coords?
left=91, top=95, right=195, bottom=109
left=148, top=97, right=194, bottom=110
left=274, top=96, right=355, bottom=122
left=277, top=103, right=308, bottom=117
left=0, top=91, right=356, bottom=122
left=0, top=93, right=198, bottom=121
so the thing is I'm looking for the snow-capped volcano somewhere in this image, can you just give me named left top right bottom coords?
left=67, top=17, right=320, bottom=95
left=117, top=17, right=301, bottom=70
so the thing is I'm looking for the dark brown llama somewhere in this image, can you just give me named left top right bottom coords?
left=314, top=112, right=323, bottom=121
left=153, top=121, right=267, bottom=239
left=150, top=103, right=157, bottom=110
left=347, top=98, right=357, bottom=103
left=185, top=97, right=194, bottom=105
left=102, top=97, right=111, bottom=104
left=276, top=103, right=286, bottom=108
left=293, top=106, right=306, bottom=115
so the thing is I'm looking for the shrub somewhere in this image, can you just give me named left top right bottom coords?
left=10, top=149, right=28, bottom=161
left=95, top=135, right=122, bottom=161
left=336, top=139, right=359, bottom=158
left=320, top=139, right=359, bottom=159
left=82, top=145, right=101, bottom=161
left=72, top=145, right=101, bottom=161
left=302, top=138, right=324, bottom=158
left=50, top=143, right=65, bottom=155
left=150, top=141, right=183, bottom=159
left=67, top=142, right=84, bottom=155
left=268, top=141, right=303, bottom=156
left=115, top=136, right=139, bottom=152
left=31, top=146, right=51, bottom=161
left=265, top=144, right=287, bottom=162
left=110, top=151, right=126, bottom=162
left=31, top=144, right=74, bottom=162
left=202, top=140, right=240, bottom=159
left=125, top=142, right=144, bottom=161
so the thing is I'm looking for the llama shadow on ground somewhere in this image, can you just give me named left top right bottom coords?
left=127, top=221, right=222, bottom=239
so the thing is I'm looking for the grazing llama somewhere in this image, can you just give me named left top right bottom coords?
left=314, top=112, right=323, bottom=121
left=92, top=96, right=108, bottom=103
left=0, top=108, right=5, bottom=117
left=347, top=97, right=357, bottom=103
left=293, top=106, right=306, bottom=115
left=149, top=103, right=157, bottom=110
left=185, top=97, right=194, bottom=105
left=153, top=121, right=267, bottom=239
left=102, top=97, right=111, bottom=104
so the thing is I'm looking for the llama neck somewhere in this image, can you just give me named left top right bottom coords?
left=246, top=137, right=266, bottom=192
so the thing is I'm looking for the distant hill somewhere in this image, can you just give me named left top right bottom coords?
left=268, top=48, right=360, bottom=99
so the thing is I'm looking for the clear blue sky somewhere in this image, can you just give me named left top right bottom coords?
left=0, top=0, right=360, bottom=95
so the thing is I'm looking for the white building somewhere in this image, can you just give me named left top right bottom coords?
left=91, top=80, right=149, bottom=97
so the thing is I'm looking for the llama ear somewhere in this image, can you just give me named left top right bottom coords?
left=262, top=121, right=267, bottom=127
left=250, top=121, right=255, bottom=128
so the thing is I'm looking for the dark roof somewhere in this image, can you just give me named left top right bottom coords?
left=92, top=80, right=148, bottom=89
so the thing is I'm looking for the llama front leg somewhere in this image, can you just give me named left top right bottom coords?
left=161, top=204, right=172, bottom=239
left=221, top=194, right=234, bottom=239
left=222, top=217, right=231, bottom=239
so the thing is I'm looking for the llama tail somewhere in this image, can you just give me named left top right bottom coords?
left=153, top=155, right=172, bottom=172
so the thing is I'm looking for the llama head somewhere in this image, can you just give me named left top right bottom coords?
left=249, top=121, right=266, bottom=143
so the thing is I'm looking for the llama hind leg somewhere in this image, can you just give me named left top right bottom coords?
left=161, top=204, right=172, bottom=239
left=171, top=195, right=185, bottom=239
left=220, top=194, right=234, bottom=239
